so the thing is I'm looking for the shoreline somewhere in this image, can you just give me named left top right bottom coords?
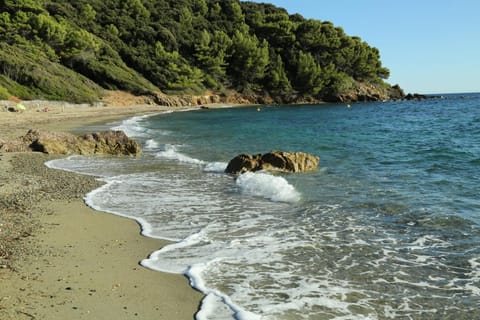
left=0, top=103, right=209, bottom=319
left=0, top=103, right=174, bottom=139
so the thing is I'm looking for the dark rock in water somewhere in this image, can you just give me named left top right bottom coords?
left=388, top=84, right=405, bottom=101
left=225, top=151, right=319, bottom=174
left=404, top=93, right=442, bottom=101
left=225, top=154, right=262, bottom=174
left=0, top=129, right=141, bottom=156
left=405, top=93, right=428, bottom=100
left=260, top=152, right=319, bottom=173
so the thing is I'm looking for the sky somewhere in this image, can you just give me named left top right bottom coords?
left=247, top=0, right=480, bottom=94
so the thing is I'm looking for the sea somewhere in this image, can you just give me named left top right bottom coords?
left=46, top=93, right=480, bottom=320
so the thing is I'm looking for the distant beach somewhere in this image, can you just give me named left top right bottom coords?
left=0, top=101, right=204, bottom=319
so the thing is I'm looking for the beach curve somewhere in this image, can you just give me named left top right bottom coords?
left=0, top=101, right=207, bottom=319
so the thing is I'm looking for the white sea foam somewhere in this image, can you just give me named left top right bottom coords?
left=155, top=144, right=205, bottom=165
left=466, top=257, right=480, bottom=295
left=111, top=114, right=153, bottom=137
left=84, top=178, right=120, bottom=211
left=111, top=110, right=175, bottom=136
left=45, top=156, right=93, bottom=175
left=469, top=257, right=480, bottom=278
left=195, top=293, right=234, bottom=320
left=188, top=262, right=262, bottom=320
left=142, top=230, right=207, bottom=274
left=150, top=142, right=226, bottom=172
left=45, top=156, right=109, bottom=177
left=82, top=174, right=165, bottom=239
left=203, top=162, right=228, bottom=173
left=145, top=138, right=160, bottom=150
left=235, top=172, right=301, bottom=203
left=409, top=235, right=451, bottom=250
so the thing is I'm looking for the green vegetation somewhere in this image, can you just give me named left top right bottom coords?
left=0, top=0, right=395, bottom=103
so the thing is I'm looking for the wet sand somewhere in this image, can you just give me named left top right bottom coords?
left=0, top=102, right=204, bottom=319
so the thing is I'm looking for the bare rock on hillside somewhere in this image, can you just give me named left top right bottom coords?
left=225, top=151, right=319, bottom=174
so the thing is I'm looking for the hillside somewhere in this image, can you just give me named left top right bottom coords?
left=0, top=0, right=404, bottom=104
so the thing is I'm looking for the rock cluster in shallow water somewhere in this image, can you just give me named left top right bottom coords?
left=225, top=151, right=319, bottom=174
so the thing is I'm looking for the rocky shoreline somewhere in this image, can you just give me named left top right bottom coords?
left=0, top=102, right=185, bottom=271
left=124, top=83, right=412, bottom=105
left=0, top=129, right=142, bottom=156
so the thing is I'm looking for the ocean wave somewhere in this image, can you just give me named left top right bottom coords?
left=111, top=114, right=154, bottom=137
left=111, top=111, right=175, bottom=138
left=155, top=144, right=205, bottom=165
left=45, top=156, right=108, bottom=177
left=144, top=138, right=160, bottom=150
left=151, top=142, right=228, bottom=173
left=142, top=230, right=207, bottom=274
left=203, top=162, right=228, bottom=173
left=82, top=174, right=177, bottom=242
left=235, top=172, right=301, bottom=203
left=188, top=261, right=262, bottom=320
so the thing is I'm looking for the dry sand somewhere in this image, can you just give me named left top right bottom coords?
left=0, top=103, right=173, bottom=139
left=0, top=102, right=205, bottom=319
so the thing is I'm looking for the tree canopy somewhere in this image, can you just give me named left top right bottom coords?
left=0, top=0, right=394, bottom=102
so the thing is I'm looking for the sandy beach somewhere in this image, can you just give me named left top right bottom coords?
left=0, top=101, right=204, bottom=319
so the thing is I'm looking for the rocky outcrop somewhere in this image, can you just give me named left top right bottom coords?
left=225, top=154, right=261, bottom=174
left=335, top=82, right=401, bottom=102
left=0, top=129, right=141, bottom=156
left=387, top=84, right=406, bottom=101
left=225, top=151, right=319, bottom=174
left=104, top=81, right=409, bottom=108
left=404, top=93, right=442, bottom=101
left=149, top=92, right=223, bottom=107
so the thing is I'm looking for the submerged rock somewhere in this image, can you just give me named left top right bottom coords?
left=225, top=151, right=319, bottom=174
left=0, top=129, right=141, bottom=156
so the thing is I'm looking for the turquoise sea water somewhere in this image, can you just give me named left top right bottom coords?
left=47, top=93, right=480, bottom=319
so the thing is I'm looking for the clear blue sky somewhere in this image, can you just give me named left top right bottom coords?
left=247, top=0, right=480, bottom=94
